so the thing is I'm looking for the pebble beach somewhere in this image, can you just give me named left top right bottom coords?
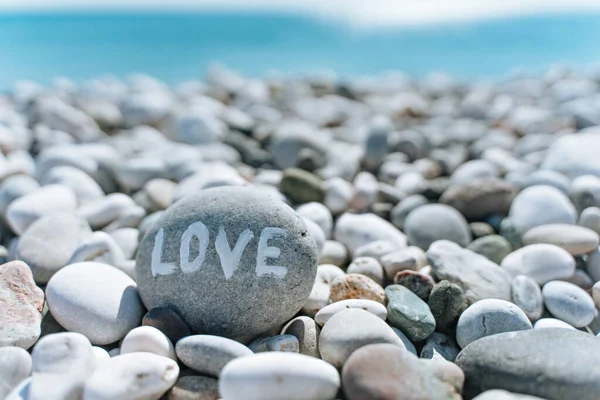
left=2, top=65, right=600, bottom=399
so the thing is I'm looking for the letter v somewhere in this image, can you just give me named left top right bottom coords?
left=215, top=226, right=254, bottom=280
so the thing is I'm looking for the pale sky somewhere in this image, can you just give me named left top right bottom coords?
left=2, top=0, right=600, bottom=26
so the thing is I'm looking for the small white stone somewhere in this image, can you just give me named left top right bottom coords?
left=500, top=244, right=575, bottom=285
left=511, top=275, right=544, bottom=322
left=120, top=326, right=176, bottom=360
left=380, top=246, right=428, bottom=279
left=296, top=202, right=333, bottom=239
left=46, top=262, right=145, bottom=345
left=522, top=224, right=600, bottom=255
left=219, top=352, right=340, bottom=400
left=334, top=212, right=406, bottom=254
left=83, top=353, right=179, bottom=400
left=508, top=185, right=577, bottom=234
left=315, top=299, right=387, bottom=326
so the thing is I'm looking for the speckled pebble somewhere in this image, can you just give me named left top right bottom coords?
left=329, top=273, right=386, bottom=304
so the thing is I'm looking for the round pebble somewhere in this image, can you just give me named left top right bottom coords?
left=175, top=335, right=253, bottom=377
left=315, top=299, right=387, bottom=326
left=329, top=273, right=386, bottom=304
left=511, top=275, right=544, bottom=322
left=403, top=204, right=471, bottom=250
left=120, top=326, right=176, bottom=360
left=346, top=257, right=384, bottom=285
left=500, top=244, right=576, bottom=284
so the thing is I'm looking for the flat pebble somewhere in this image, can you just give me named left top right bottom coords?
left=120, top=326, right=176, bottom=360
left=501, top=244, right=575, bottom=284
left=220, top=352, right=340, bottom=400
left=456, top=299, right=532, bottom=348
left=0, top=261, right=44, bottom=349
left=523, top=224, right=600, bottom=255
left=404, top=204, right=471, bottom=250
left=83, top=353, right=179, bottom=400
left=329, top=273, right=386, bottom=304
left=342, top=343, right=464, bottom=400
left=511, top=275, right=544, bottom=322
left=319, top=308, right=405, bottom=368
left=315, top=299, right=387, bottom=326
left=281, top=316, right=320, bottom=358
left=346, top=257, right=384, bottom=285
left=46, top=262, right=144, bottom=345
left=0, top=347, right=32, bottom=400
left=175, top=335, right=253, bottom=377
left=542, top=280, right=596, bottom=327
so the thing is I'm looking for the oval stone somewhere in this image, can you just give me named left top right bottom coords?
left=219, top=352, right=340, bottom=400
left=315, top=299, right=387, bottom=326
left=500, top=244, right=575, bottom=285
left=522, top=224, right=600, bottom=256
left=136, top=187, right=318, bottom=337
left=542, top=280, right=596, bottom=327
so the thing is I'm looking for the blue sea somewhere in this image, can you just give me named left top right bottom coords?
left=1, top=11, right=600, bottom=89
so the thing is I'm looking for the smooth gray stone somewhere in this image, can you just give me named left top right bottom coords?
left=390, top=327, right=417, bottom=355
left=427, top=240, right=512, bottom=304
left=176, top=335, right=253, bottom=377
left=440, top=178, right=516, bottom=221
left=249, top=334, right=299, bottom=353
left=16, top=212, right=91, bottom=284
left=318, top=308, right=405, bottom=368
left=0, top=347, right=32, bottom=400
left=29, top=332, right=95, bottom=400
left=0, top=175, right=40, bottom=221
left=404, top=204, right=471, bottom=250
left=542, top=132, right=600, bottom=179
left=542, top=280, right=596, bottom=328
left=385, top=284, right=436, bottom=341
left=456, top=299, right=532, bottom=349
left=318, top=240, right=347, bottom=267
left=456, top=328, right=600, bottom=400
left=136, top=187, right=318, bottom=338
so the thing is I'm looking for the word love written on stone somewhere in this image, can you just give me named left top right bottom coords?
left=151, top=221, right=290, bottom=280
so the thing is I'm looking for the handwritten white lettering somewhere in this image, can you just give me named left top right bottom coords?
left=151, top=223, right=288, bottom=279
left=255, top=227, right=288, bottom=278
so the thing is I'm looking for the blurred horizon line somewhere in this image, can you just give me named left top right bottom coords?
left=3, top=0, right=600, bottom=28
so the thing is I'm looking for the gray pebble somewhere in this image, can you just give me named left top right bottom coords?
left=542, top=280, right=596, bottom=327
left=511, top=275, right=544, bottom=322
left=175, top=335, right=253, bottom=377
